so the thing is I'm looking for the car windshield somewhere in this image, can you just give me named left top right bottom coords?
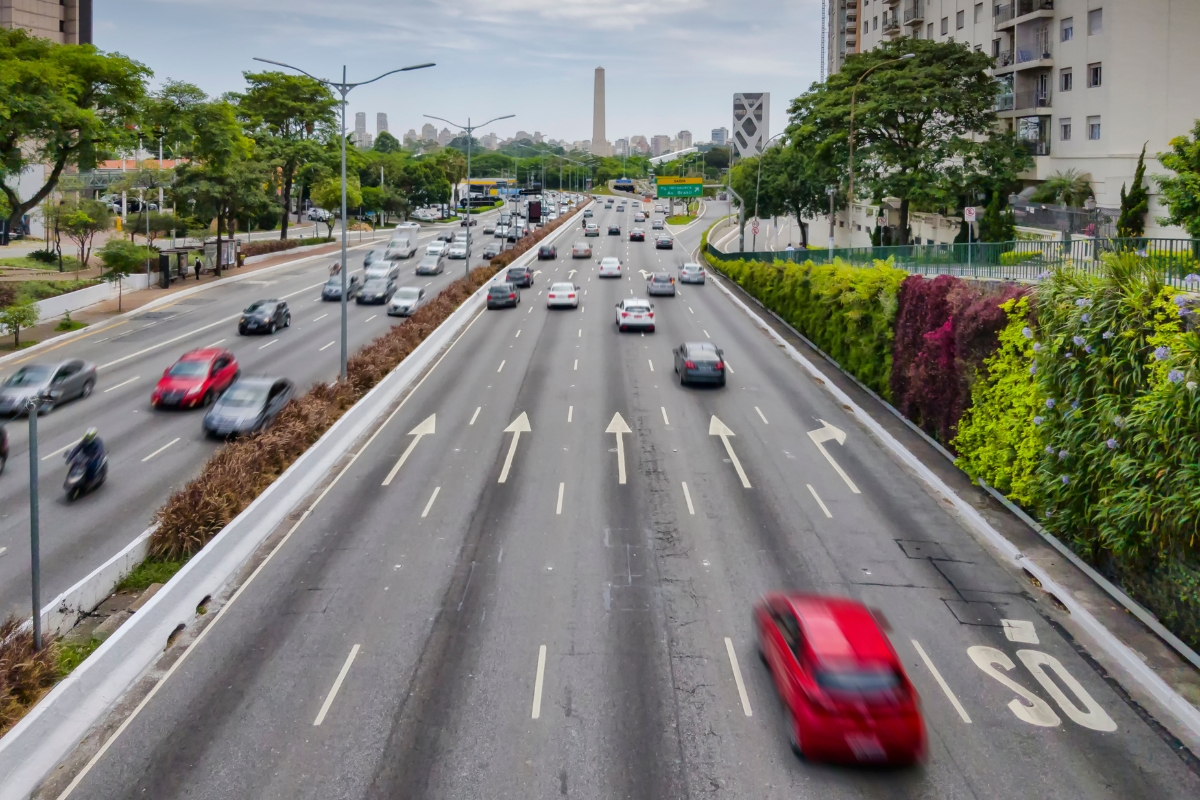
left=218, top=385, right=269, bottom=409
left=507, top=269, right=527, bottom=278
left=490, top=285, right=512, bottom=295
left=550, top=283, right=574, bottom=292
left=625, top=304, right=650, bottom=312
left=324, top=277, right=342, bottom=288
left=601, top=258, right=619, bottom=266
left=167, top=360, right=209, bottom=378
left=396, top=288, right=421, bottom=300
left=244, top=301, right=274, bottom=313
left=540, top=246, right=553, bottom=252
left=652, top=275, right=671, bottom=282
left=4, top=365, right=53, bottom=387
left=814, top=667, right=901, bottom=695
left=419, top=257, right=439, bottom=267
left=689, top=342, right=718, bottom=352
left=363, top=280, right=389, bottom=290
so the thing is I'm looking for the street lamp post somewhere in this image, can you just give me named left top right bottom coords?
left=425, top=114, right=515, bottom=278
left=847, top=53, right=915, bottom=238
left=752, top=132, right=786, bottom=251
left=254, top=57, right=435, bottom=380
left=26, top=397, right=42, bottom=651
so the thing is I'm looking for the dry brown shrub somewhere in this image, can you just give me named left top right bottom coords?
left=0, top=617, right=59, bottom=736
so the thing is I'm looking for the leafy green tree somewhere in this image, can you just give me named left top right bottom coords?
left=111, top=161, right=174, bottom=241
left=978, top=191, right=1016, bottom=242
left=1117, top=144, right=1149, bottom=238
left=97, top=238, right=154, bottom=310
left=235, top=70, right=337, bottom=240
left=0, top=28, right=150, bottom=232
left=59, top=198, right=111, bottom=267
left=1031, top=168, right=1093, bottom=207
left=704, top=147, right=730, bottom=170
left=731, top=138, right=841, bottom=248
left=427, top=148, right=466, bottom=210
left=140, top=79, right=207, bottom=159
left=373, top=131, right=401, bottom=153
left=1156, top=121, right=1200, bottom=237
left=0, top=301, right=38, bottom=348
left=311, top=175, right=361, bottom=237
left=789, top=38, right=999, bottom=244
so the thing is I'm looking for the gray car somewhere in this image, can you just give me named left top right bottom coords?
left=415, top=254, right=445, bottom=275
left=0, top=359, right=97, bottom=415
left=647, top=272, right=676, bottom=296
left=202, top=377, right=295, bottom=437
left=673, top=342, right=726, bottom=387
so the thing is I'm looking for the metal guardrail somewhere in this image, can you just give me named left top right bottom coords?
left=707, top=237, right=1200, bottom=286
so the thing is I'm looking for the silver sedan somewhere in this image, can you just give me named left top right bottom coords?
left=0, top=359, right=97, bottom=415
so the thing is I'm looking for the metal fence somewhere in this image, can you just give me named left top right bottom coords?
left=706, top=238, right=1200, bottom=286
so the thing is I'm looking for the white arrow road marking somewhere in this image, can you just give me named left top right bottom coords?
left=567, top=269, right=577, bottom=278
left=807, top=484, right=832, bottom=518
left=606, top=412, right=632, bottom=484
left=806, top=419, right=860, bottom=494
left=709, top=416, right=750, bottom=488
left=382, top=414, right=436, bottom=486
left=499, top=411, right=531, bottom=483
left=639, top=269, right=652, bottom=278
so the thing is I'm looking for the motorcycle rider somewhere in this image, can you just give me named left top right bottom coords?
left=65, top=428, right=106, bottom=482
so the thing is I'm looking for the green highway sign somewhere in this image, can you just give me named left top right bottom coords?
left=656, top=177, right=703, bottom=198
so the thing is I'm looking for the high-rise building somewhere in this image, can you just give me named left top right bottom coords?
left=711, top=127, right=729, bottom=146
left=352, top=112, right=368, bottom=147
left=651, top=135, right=671, bottom=157
left=480, top=132, right=500, bottom=150
left=845, top=0, right=1200, bottom=237
left=677, top=130, right=693, bottom=150
left=404, top=129, right=417, bottom=145
left=630, top=135, right=650, bottom=154
left=825, top=0, right=858, bottom=78
left=1, top=0, right=92, bottom=43
left=421, top=123, right=437, bottom=141
left=515, top=130, right=533, bottom=142
left=614, top=138, right=630, bottom=157
left=437, top=127, right=454, bottom=147
left=732, top=93, right=770, bottom=158
left=592, top=67, right=611, bottom=156
left=376, top=113, right=388, bottom=135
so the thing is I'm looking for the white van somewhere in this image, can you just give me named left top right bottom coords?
left=385, top=237, right=417, bottom=260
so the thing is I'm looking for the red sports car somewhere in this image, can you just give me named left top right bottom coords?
left=755, top=593, right=926, bottom=765
left=151, top=348, right=240, bottom=409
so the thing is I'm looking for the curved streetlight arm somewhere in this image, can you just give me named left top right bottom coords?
left=255, top=58, right=435, bottom=89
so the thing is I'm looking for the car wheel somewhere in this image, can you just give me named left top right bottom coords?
left=719, top=377, right=727, bottom=387
left=269, top=322, right=277, bottom=334
left=284, top=314, right=291, bottom=328
left=201, top=391, right=214, bottom=407
left=679, top=371, right=686, bottom=387
left=81, top=379, right=94, bottom=398
left=0, top=454, right=5, bottom=475
left=786, top=708, right=804, bottom=759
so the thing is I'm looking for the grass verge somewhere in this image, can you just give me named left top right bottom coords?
left=0, top=254, right=85, bottom=272
left=0, top=618, right=60, bottom=737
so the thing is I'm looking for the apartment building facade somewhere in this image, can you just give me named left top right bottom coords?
left=827, top=0, right=1200, bottom=241
left=1, top=0, right=91, bottom=43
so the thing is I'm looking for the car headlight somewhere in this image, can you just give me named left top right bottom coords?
left=185, top=385, right=204, bottom=396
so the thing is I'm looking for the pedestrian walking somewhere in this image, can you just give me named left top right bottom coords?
left=194, top=256, right=202, bottom=281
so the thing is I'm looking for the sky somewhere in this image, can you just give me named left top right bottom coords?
left=97, top=0, right=823, bottom=147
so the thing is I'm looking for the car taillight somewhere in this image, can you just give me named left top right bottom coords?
left=684, top=360, right=696, bottom=369
left=647, top=312, right=654, bottom=318
left=621, top=312, right=630, bottom=318
left=714, top=361, right=724, bottom=370
left=568, top=293, right=575, bottom=299
left=509, top=293, right=515, bottom=299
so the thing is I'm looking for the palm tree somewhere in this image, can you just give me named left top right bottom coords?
left=1031, top=169, right=1094, bottom=207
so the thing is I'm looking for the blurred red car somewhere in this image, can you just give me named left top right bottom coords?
left=151, top=348, right=240, bottom=409
left=754, top=593, right=925, bottom=765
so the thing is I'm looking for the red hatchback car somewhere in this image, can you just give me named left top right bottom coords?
left=151, top=349, right=240, bottom=409
left=755, top=593, right=926, bottom=765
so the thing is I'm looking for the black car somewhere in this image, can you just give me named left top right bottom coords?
left=0, top=423, right=7, bottom=475
left=655, top=236, right=674, bottom=250
left=487, top=282, right=520, bottom=309
left=673, top=342, right=726, bottom=387
left=436, top=230, right=455, bottom=243
left=460, top=217, right=478, bottom=226
left=321, top=274, right=361, bottom=300
left=202, top=377, right=295, bottom=437
left=238, top=299, right=291, bottom=335
left=629, top=229, right=645, bottom=242
left=483, top=243, right=502, bottom=259
left=357, top=277, right=396, bottom=304
left=608, top=225, right=621, bottom=236
left=506, top=265, right=534, bottom=288
left=537, top=244, right=557, bottom=260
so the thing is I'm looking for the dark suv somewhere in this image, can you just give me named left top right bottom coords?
left=487, top=282, right=520, bottom=309
left=506, top=265, right=534, bottom=288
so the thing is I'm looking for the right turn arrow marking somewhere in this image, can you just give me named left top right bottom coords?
left=807, top=419, right=860, bottom=494
left=606, top=412, right=632, bottom=484
left=709, top=415, right=751, bottom=488
left=498, top=411, right=531, bottom=483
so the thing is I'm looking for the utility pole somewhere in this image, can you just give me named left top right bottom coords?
left=827, top=185, right=836, bottom=252
left=27, top=398, right=42, bottom=651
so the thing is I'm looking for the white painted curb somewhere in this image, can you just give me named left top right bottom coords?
left=705, top=270, right=1200, bottom=742
left=0, top=202, right=589, bottom=800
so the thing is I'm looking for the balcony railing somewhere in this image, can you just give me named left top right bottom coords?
left=1019, top=139, right=1051, bottom=156
left=995, top=49, right=1015, bottom=67
left=903, top=2, right=924, bottom=24
left=995, top=94, right=1015, bottom=111
left=995, top=0, right=1054, bottom=27
left=1016, top=38, right=1052, bottom=63
left=883, top=15, right=901, bottom=33
left=1016, top=88, right=1051, bottom=109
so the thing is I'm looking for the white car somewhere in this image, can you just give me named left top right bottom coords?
left=584, top=223, right=600, bottom=237
left=546, top=282, right=580, bottom=309
left=447, top=242, right=470, bottom=259
left=615, top=298, right=655, bottom=332
left=598, top=257, right=622, bottom=278
left=426, top=241, right=448, bottom=257
left=387, top=286, right=427, bottom=317
left=651, top=218, right=665, bottom=230
left=495, top=224, right=509, bottom=238
left=679, top=263, right=706, bottom=284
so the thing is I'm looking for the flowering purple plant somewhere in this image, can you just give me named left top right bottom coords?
left=1033, top=342, right=1042, bottom=352
left=1084, top=345, right=1093, bottom=354
left=1033, top=416, right=1044, bottom=425
left=1046, top=398, right=1056, bottom=408
left=1058, top=449, right=1069, bottom=459
left=1168, top=369, right=1185, bottom=384
left=1022, top=326, right=1033, bottom=339
left=1102, top=330, right=1114, bottom=339
left=1061, top=475, right=1070, bottom=484
left=1073, top=335, right=1085, bottom=346
left=1154, top=346, right=1171, bottom=361
left=1106, top=438, right=1118, bottom=449
left=1030, top=364, right=1037, bottom=375
left=1081, top=313, right=1091, bottom=323
left=1045, top=445, right=1055, bottom=454
left=1174, top=295, right=1188, bottom=306
left=1071, top=400, right=1080, bottom=410
left=1075, top=298, right=1091, bottom=307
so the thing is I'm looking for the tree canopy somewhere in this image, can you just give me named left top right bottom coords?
left=1155, top=125, right=1200, bottom=237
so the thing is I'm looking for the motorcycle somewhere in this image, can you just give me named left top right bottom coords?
left=64, top=452, right=107, bottom=500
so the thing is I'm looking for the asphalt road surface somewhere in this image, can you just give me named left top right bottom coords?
left=0, top=210, right=503, bottom=621
left=45, top=198, right=1200, bottom=799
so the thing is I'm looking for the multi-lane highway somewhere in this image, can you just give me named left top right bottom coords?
left=0, top=212, right=501, bottom=620
left=37, top=198, right=1200, bottom=799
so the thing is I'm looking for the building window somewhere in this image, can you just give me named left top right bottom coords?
left=1060, top=118, right=1072, bottom=140
left=992, top=39, right=1001, bottom=57
left=928, top=22, right=934, bottom=38
left=59, top=20, right=65, bottom=32
left=1060, top=68, right=1072, bottom=91
left=874, top=15, right=879, bottom=30
left=1061, top=17, right=1073, bottom=41
left=956, top=10, right=965, bottom=29
left=1088, top=62, right=1102, bottom=87
left=941, top=17, right=948, bottom=35
left=975, top=3, right=983, bottom=23
left=974, top=44, right=982, bottom=52
left=1088, top=8, right=1103, bottom=35
left=1087, top=116, right=1101, bottom=140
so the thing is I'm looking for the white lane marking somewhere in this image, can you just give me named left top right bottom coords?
left=469, top=406, right=481, bottom=425
left=41, top=441, right=80, bottom=461
left=424, top=281, right=432, bottom=287
left=573, top=359, right=578, bottom=371
left=313, top=644, right=361, bottom=726
left=141, top=437, right=181, bottom=463
left=724, top=359, right=734, bottom=374
left=754, top=406, right=768, bottom=425
left=913, top=640, right=972, bottom=723
left=648, top=359, right=654, bottom=372
left=421, top=486, right=441, bottom=518
left=204, top=339, right=226, bottom=348
left=0, top=547, right=5, bottom=557
left=710, top=416, right=751, bottom=489
left=531, top=644, right=548, bottom=719
left=1002, top=619, right=1039, bottom=645
left=578, top=328, right=582, bottom=337
left=807, top=484, right=832, bottom=518
left=319, top=341, right=335, bottom=351
left=313, top=313, right=329, bottom=322
left=527, top=306, right=533, bottom=314
left=567, top=405, right=573, bottom=423
left=515, top=329, right=521, bottom=338
left=688, top=306, right=694, bottom=314
left=682, top=481, right=695, bottom=515
left=259, top=339, right=278, bottom=350
left=725, top=638, right=753, bottom=717
left=556, top=482, right=565, bottom=515
left=703, top=330, right=710, bottom=339
left=661, top=406, right=669, bottom=425
left=497, top=360, right=505, bottom=373
left=103, top=376, right=139, bottom=393
left=365, top=315, right=377, bottom=322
